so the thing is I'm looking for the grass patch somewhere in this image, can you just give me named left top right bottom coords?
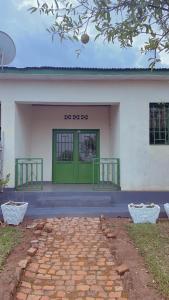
left=0, top=226, right=22, bottom=269
left=126, top=222, right=169, bottom=297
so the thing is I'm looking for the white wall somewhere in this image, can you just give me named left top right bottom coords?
left=1, top=78, right=169, bottom=190
left=15, top=104, right=32, bottom=157
left=0, top=103, right=33, bottom=187
left=0, top=105, right=1, bottom=127
left=30, top=105, right=112, bottom=181
left=118, top=83, right=169, bottom=191
left=1, top=100, right=15, bottom=186
left=109, top=105, right=120, bottom=158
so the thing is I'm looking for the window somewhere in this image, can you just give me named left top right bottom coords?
left=150, top=103, right=169, bottom=144
left=79, top=133, right=97, bottom=161
left=56, top=132, right=73, bottom=161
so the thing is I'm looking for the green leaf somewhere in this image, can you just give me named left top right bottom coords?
left=28, top=0, right=169, bottom=67
left=73, top=35, right=79, bottom=41
left=28, top=7, right=38, bottom=13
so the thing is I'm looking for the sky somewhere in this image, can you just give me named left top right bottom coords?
left=0, top=0, right=169, bottom=68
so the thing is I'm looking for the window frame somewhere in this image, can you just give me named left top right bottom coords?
left=149, top=102, right=169, bottom=145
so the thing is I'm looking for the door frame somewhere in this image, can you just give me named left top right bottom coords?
left=52, top=129, right=100, bottom=184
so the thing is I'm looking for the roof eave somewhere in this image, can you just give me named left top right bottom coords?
left=0, top=73, right=169, bottom=81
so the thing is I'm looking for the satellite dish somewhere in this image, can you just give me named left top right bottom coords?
left=0, top=31, right=16, bottom=69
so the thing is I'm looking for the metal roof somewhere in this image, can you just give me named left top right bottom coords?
left=1, top=67, right=169, bottom=81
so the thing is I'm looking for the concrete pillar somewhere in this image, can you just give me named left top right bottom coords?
left=1, top=100, right=15, bottom=188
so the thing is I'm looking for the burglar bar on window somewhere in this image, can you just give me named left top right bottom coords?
left=149, top=103, right=169, bottom=145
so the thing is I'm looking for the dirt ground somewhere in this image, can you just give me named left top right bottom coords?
left=0, top=217, right=167, bottom=300
left=103, top=218, right=167, bottom=300
left=0, top=218, right=34, bottom=299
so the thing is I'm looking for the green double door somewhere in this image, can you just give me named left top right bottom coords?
left=52, top=129, right=99, bottom=183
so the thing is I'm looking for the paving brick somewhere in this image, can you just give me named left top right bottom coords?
left=38, top=268, right=47, bottom=274
left=57, top=291, right=66, bottom=297
left=34, top=230, right=41, bottom=237
left=19, top=287, right=31, bottom=294
left=116, top=264, right=129, bottom=275
left=24, top=270, right=36, bottom=279
left=109, top=291, right=122, bottom=298
left=21, top=281, right=32, bottom=289
left=27, top=295, right=41, bottom=300
left=72, top=274, right=84, bottom=281
left=28, top=263, right=39, bottom=272
left=18, top=258, right=31, bottom=269
left=40, top=263, right=50, bottom=269
left=16, top=292, right=27, bottom=300
left=27, top=247, right=37, bottom=257
left=16, top=218, right=128, bottom=300
left=43, top=285, right=55, bottom=291
left=76, top=284, right=90, bottom=291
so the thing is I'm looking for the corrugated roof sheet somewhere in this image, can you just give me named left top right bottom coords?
left=1, top=67, right=169, bottom=78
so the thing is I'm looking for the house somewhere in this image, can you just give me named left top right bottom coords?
left=0, top=67, right=169, bottom=194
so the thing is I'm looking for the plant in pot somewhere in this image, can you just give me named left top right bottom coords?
left=128, top=203, right=160, bottom=224
left=0, top=174, right=28, bottom=225
left=164, top=203, right=169, bottom=218
left=0, top=173, right=10, bottom=192
left=1, top=201, right=28, bottom=225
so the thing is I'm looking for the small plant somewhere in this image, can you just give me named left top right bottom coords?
left=1, top=201, right=28, bottom=225
left=0, top=174, right=10, bottom=191
left=128, top=203, right=160, bottom=224
left=130, top=203, right=155, bottom=208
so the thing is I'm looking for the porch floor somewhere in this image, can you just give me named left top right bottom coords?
left=42, top=183, right=95, bottom=192
left=15, top=182, right=120, bottom=192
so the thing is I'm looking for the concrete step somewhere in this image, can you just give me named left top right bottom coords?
left=28, top=195, right=113, bottom=207
left=25, top=206, right=129, bottom=218
left=0, top=191, right=115, bottom=207
left=0, top=190, right=168, bottom=219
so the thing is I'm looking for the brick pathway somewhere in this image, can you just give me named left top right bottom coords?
left=16, top=217, right=128, bottom=300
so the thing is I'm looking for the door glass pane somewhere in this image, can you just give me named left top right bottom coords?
left=79, top=133, right=97, bottom=161
left=56, top=133, right=73, bottom=161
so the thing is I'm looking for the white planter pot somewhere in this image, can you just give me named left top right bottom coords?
left=128, top=203, right=160, bottom=224
left=164, top=203, right=169, bottom=218
left=1, top=201, right=28, bottom=225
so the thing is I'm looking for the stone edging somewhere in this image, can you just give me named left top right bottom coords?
left=99, top=215, right=130, bottom=288
left=5, top=220, right=53, bottom=300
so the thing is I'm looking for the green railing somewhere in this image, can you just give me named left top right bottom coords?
left=93, top=158, right=120, bottom=190
left=15, top=158, right=43, bottom=191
